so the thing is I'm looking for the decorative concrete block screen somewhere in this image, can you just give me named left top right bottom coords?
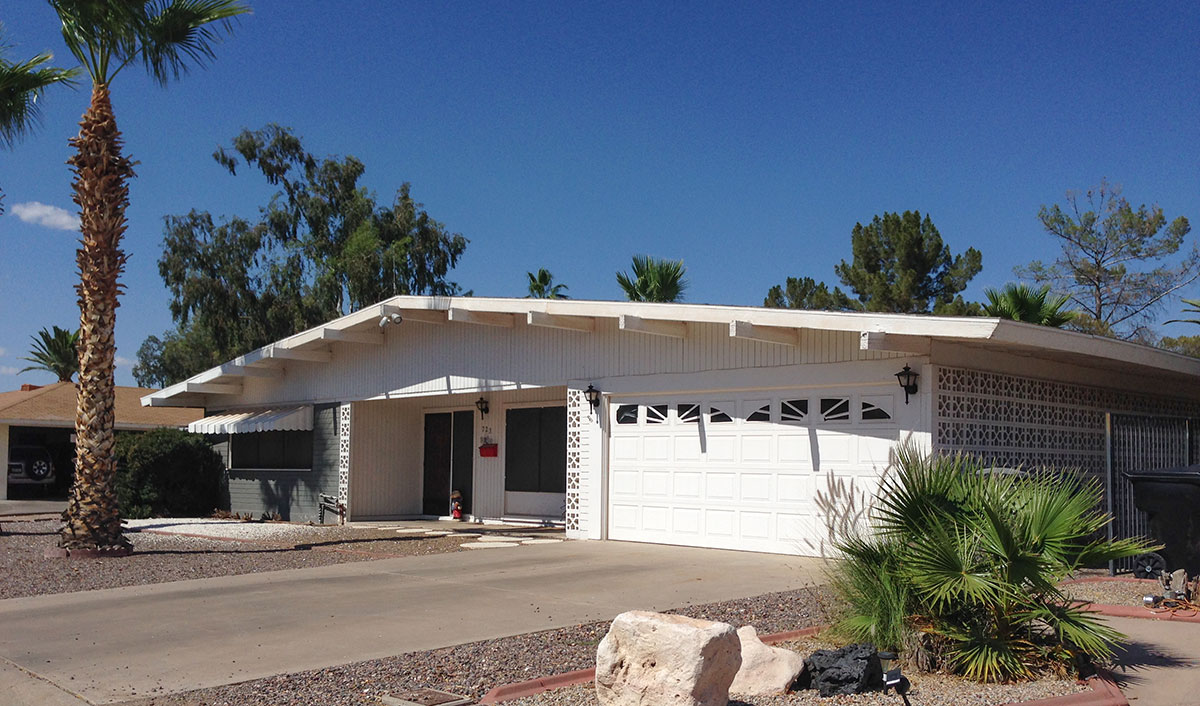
left=565, top=388, right=586, bottom=534
left=935, top=366, right=1200, bottom=480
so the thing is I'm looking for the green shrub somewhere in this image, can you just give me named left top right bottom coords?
left=115, top=429, right=226, bottom=519
left=831, top=443, right=1155, bottom=682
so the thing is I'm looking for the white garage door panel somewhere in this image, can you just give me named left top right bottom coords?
left=608, top=387, right=904, bottom=555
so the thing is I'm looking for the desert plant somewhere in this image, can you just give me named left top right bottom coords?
left=983, top=283, right=1075, bottom=327
left=616, top=255, right=687, bottom=302
left=831, top=444, right=1153, bottom=682
left=114, top=429, right=226, bottom=519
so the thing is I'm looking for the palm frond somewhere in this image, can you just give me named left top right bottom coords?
left=18, top=326, right=80, bottom=382
left=0, top=29, right=78, bottom=148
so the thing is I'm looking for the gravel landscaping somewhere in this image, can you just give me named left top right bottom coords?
left=507, top=674, right=1090, bottom=706
left=0, top=518, right=498, bottom=599
left=508, top=633, right=1089, bottom=706
left=115, top=585, right=839, bottom=706
left=1061, top=577, right=1156, bottom=609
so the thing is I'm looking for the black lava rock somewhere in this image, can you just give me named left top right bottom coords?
left=798, top=643, right=883, bottom=697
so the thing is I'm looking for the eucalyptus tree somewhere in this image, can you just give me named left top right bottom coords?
left=616, top=255, right=688, bottom=303
left=19, top=326, right=80, bottom=382
left=526, top=268, right=568, bottom=299
left=982, top=283, right=1075, bottom=327
left=0, top=25, right=77, bottom=213
left=48, top=0, right=249, bottom=553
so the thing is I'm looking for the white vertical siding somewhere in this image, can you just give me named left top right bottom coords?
left=232, top=321, right=902, bottom=408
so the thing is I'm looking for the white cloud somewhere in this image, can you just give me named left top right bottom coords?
left=0, top=366, right=19, bottom=376
left=0, top=347, right=6, bottom=357
left=115, top=356, right=134, bottom=367
left=10, top=201, right=80, bottom=231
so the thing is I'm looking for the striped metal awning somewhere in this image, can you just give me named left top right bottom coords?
left=188, top=406, right=313, bottom=434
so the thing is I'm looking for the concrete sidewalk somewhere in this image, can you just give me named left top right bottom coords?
left=0, top=539, right=823, bottom=704
left=0, top=498, right=66, bottom=518
left=1108, top=615, right=1200, bottom=703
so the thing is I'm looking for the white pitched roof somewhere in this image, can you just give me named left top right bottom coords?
left=143, top=295, right=1200, bottom=406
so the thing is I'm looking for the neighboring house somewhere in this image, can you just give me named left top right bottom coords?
left=2, top=383, right=202, bottom=499
left=143, top=297, right=1200, bottom=556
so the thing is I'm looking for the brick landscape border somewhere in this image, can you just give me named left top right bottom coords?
left=1070, top=576, right=1200, bottom=625
left=478, top=625, right=1126, bottom=705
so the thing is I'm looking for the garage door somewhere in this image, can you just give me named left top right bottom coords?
left=607, top=386, right=906, bottom=555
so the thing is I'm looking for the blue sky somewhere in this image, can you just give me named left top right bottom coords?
left=2, top=1, right=1198, bottom=387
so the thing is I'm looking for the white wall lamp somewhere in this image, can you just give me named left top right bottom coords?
left=378, top=312, right=403, bottom=328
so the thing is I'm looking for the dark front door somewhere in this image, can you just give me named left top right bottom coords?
left=423, top=410, right=474, bottom=516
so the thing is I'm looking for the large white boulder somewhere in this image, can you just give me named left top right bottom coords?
left=729, top=625, right=806, bottom=696
left=595, top=611, right=742, bottom=706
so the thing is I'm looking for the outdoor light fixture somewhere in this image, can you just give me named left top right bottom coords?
left=584, top=384, right=601, bottom=408
left=475, top=397, right=489, bottom=416
left=877, top=651, right=912, bottom=705
left=378, top=312, right=403, bottom=328
left=894, top=364, right=919, bottom=404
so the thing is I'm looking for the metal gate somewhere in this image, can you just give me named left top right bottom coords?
left=1106, top=413, right=1198, bottom=573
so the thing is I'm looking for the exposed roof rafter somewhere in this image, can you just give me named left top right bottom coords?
left=620, top=314, right=687, bottom=339
left=527, top=311, right=596, bottom=333
left=730, top=320, right=800, bottom=346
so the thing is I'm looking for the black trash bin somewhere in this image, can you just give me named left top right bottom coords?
left=1123, top=465, right=1200, bottom=576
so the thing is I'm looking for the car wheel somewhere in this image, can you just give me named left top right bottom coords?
left=28, top=459, right=50, bottom=481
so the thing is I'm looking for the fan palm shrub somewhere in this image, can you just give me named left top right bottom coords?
left=616, top=255, right=688, bottom=302
left=983, top=283, right=1075, bottom=327
left=527, top=268, right=568, bottom=299
left=831, top=444, right=1154, bottom=682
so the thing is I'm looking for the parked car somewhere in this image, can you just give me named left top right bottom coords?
left=7, top=445, right=56, bottom=485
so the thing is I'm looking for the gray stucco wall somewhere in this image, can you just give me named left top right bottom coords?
left=222, top=403, right=340, bottom=523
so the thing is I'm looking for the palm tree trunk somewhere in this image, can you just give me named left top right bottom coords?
left=59, top=84, right=133, bottom=553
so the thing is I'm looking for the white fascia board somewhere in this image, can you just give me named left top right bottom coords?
left=987, top=320, right=1200, bottom=378
left=183, top=382, right=243, bottom=395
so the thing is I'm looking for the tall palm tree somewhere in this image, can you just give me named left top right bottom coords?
left=983, top=283, right=1075, bottom=327
left=0, top=25, right=77, bottom=213
left=19, top=326, right=80, bottom=382
left=616, top=255, right=688, bottom=303
left=526, top=268, right=568, bottom=299
left=49, top=0, right=249, bottom=553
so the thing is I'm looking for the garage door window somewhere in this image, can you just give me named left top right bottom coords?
left=646, top=405, right=668, bottom=424
left=709, top=404, right=733, bottom=423
left=820, top=397, right=850, bottom=422
left=781, top=399, right=808, bottom=423
left=678, top=403, right=700, bottom=423
left=747, top=402, right=771, bottom=422
left=861, top=396, right=893, bottom=421
left=616, top=404, right=639, bottom=425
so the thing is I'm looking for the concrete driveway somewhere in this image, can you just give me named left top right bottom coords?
left=0, top=539, right=825, bottom=704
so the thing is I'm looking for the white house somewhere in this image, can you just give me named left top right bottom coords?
left=143, top=296, right=1200, bottom=556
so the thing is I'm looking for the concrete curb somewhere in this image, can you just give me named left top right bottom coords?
left=478, top=625, right=1127, bottom=705
left=1067, top=576, right=1200, bottom=624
